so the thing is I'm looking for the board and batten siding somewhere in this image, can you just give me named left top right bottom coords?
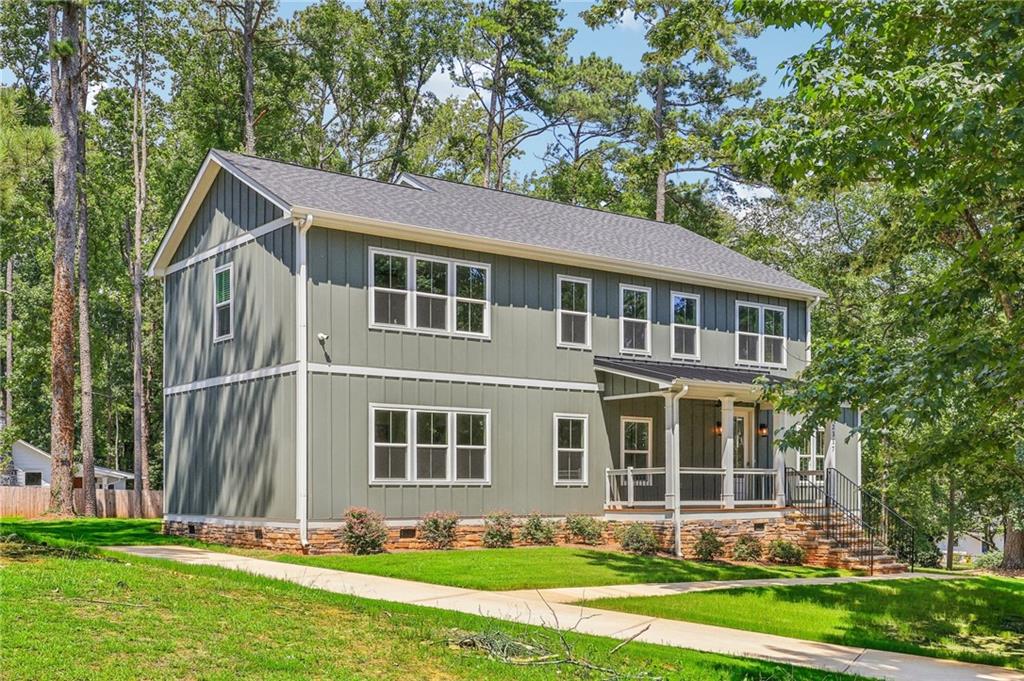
left=165, top=373, right=296, bottom=521
left=164, top=171, right=295, bottom=387
left=305, top=228, right=808, bottom=386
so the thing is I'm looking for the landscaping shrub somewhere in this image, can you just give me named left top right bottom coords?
left=564, top=514, right=606, bottom=545
left=732, top=534, right=763, bottom=562
left=341, top=507, right=389, bottom=554
left=418, top=511, right=460, bottom=550
left=693, top=529, right=724, bottom=561
left=617, top=523, right=659, bottom=555
left=766, top=539, right=805, bottom=565
left=520, top=513, right=557, bottom=545
left=483, top=511, right=515, bottom=548
left=974, top=551, right=1003, bottom=570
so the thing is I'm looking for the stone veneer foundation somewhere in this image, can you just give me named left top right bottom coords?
left=164, top=511, right=903, bottom=573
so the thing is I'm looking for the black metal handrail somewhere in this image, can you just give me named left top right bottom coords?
left=786, top=467, right=879, bottom=574
left=823, top=467, right=921, bottom=571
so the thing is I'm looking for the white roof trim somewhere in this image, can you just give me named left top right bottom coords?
left=14, top=440, right=132, bottom=478
left=147, top=150, right=292, bottom=277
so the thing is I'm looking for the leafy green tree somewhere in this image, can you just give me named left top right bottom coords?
left=583, top=0, right=763, bottom=221
left=731, top=0, right=1024, bottom=568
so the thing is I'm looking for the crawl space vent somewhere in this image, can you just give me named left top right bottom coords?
left=254, top=529, right=263, bottom=541
left=188, top=524, right=196, bottom=536
left=399, top=528, right=416, bottom=539
left=753, top=523, right=766, bottom=532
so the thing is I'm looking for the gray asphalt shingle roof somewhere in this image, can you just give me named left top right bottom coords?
left=213, top=150, right=824, bottom=298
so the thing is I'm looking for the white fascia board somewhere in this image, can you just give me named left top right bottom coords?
left=293, top=206, right=825, bottom=302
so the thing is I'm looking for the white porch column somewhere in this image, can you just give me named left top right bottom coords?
left=824, top=421, right=837, bottom=470
left=772, top=409, right=787, bottom=508
left=720, top=396, right=735, bottom=509
left=663, top=393, right=677, bottom=512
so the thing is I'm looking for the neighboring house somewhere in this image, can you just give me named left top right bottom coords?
left=148, top=150, right=868, bottom=556
left=2, top=440, right=132, bottom=490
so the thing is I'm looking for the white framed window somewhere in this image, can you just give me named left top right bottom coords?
left=735, top=301, right=787, bottom=368
left=798, top=428, right=827, bottom=473
left=213, top=262, right=233, bottom=342
left=369, top=404, right=490, bottom=484
left=369, top=248, right=490, bottom=338
left=556, top=275, right=591, bottom=349
left=671, top=292, right=700, bottom=360
left=620, top=416, right=652, bottom=468
left=619, top=284, right=651, bottom=355
left=553, top=413, right=588, bottom=485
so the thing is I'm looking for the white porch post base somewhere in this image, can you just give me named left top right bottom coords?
left=720, top=396, right=735, bottom=509
left=774, top=450, right=786, bottom=508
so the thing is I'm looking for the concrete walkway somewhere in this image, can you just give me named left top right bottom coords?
left=511, top=570, right=968, bottom=604
left=109, top=545, right=1022, bottom=681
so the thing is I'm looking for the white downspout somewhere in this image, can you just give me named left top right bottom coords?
left=670, top=384, right=688, bottom=558
left=295, top=213, right=313, bottom=548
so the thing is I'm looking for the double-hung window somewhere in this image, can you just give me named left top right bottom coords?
left=370, top=405, right=490, bottom=484
left=798, top=428, right=827, bottom=473
left=213, top=263, right=233, bottom=342
left=553, top=414, right=588, bottom=485
left=556, top=275, right=591, bottom=348
left=671, top=292, right=700, bottom=359
left=736, top=302, right=786, bottom=367
left=370, top=248, right=489, bottom=337
left=621, top=417, right=652, bottom=468
left=619, top=284, right=651, bottom=354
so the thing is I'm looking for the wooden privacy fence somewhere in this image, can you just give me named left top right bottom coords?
left=0, top=487, right=163, bottom=519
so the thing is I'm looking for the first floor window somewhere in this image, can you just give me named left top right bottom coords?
left=554, top=414, right=588, bottom=484
left=24, top=471, right=42, bottom=486
left=798, top=428, right=827, bottom=472
left=620, top=285, right=651, bottom=354
left=371, top=406, right=489, bottom=483
left=671, top=292, right=700, bottom=359
left=737, top=302, right=787, bottom=367
left=373, top=409, right=408, bottom=480
left=621, top=417, right=651, bottom=468
left=214, top=263, right=233, bottom=341
left=557, top=275, right=590, bottom=348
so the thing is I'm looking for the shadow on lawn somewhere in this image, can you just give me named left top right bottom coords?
left=0, top=518, right=176, bottom=548
left=742, top=577, right=1024, bottom=667
left=573, top=548, right=846, bottom=583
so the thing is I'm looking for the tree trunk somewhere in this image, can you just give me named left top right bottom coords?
left=945, top=474, right=956, bottom=571
left=3, top=258, right=12, bottom=429
left=77, top=7, right=96, bottom=516
left=653, top=74, right=667, bottom=222
left=141, top=362, right=151, bottom=489
left=48, top=1, right=82, bottom=516
left=131, top=39, right=149, bottom=507
left=1003, top=517, right=1024, bottom=570
left=482, top=38, right=503, bottom=189
left=242, top=0, right=256, bottom=154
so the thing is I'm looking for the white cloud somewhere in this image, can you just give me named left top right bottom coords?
left=425, top=65, right=471, bottom=100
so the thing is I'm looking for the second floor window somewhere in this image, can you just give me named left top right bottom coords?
left=370, top=248, right=489, bottom=338
left=671, top=292, right=700, bottom=359
left=619, top=284, right=651, bottom=354
left=557, top=275, right=590, bottom=348
left=736, top=302, right=786, bottom=367
left=214, top=263, right=233, bottom=342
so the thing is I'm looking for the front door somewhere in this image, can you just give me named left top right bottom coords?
left=733, top=407, right=754, bottom=469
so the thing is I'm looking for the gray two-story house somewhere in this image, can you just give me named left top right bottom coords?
left=149, top=150, right=863, bottom=556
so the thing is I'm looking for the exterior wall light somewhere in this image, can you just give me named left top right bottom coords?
left=758, top=423, right=769, bottom=437
left=713, top=421, right=722, bottom=436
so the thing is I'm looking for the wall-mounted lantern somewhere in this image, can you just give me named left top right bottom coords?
left=713, top=421, right=723, bottom=436
left=758, top=423, right=769, bottom=437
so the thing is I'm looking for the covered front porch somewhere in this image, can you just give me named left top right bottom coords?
left=596, top=357, right=819, bottom=514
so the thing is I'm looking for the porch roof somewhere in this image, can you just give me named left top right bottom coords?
left=594, top=356, right=785, bottom=391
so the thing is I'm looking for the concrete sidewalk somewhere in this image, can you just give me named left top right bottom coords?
left=511, top=570, right=968, bottom=604
left=109, top=545, right=1022, bottom=681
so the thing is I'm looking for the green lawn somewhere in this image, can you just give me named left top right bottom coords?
left=0, top=528, right=859, bottom=681
left=584, top=578, right=1024, bottom=670
left=0, top=518, right=855, bottom=591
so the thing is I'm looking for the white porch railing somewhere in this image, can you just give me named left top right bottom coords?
left=606, top=467, right=778, bottom=509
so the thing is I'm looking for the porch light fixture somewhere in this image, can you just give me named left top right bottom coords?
left=713, top=421, right=722, bottom=436
left=758, top=423, right=769, bottom=437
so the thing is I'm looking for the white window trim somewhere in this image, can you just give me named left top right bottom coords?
left=556, top=274, right=592, bottom=350
left=670, top=291, right=701, bottom=360
left=368, top=247, right=491, bottom=340
left=734, top=300, right=787, bottom=369
left=213, top=262, right=234, bottom=343
left=620, top=416, right=653, bottom=468
left=797, top=427, right=827, bottom=474
left=619, top=284, right=652, bottom=356
left=553, top=413, right=589, bottom=486
left=368, top=403, right=491, bottom=486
